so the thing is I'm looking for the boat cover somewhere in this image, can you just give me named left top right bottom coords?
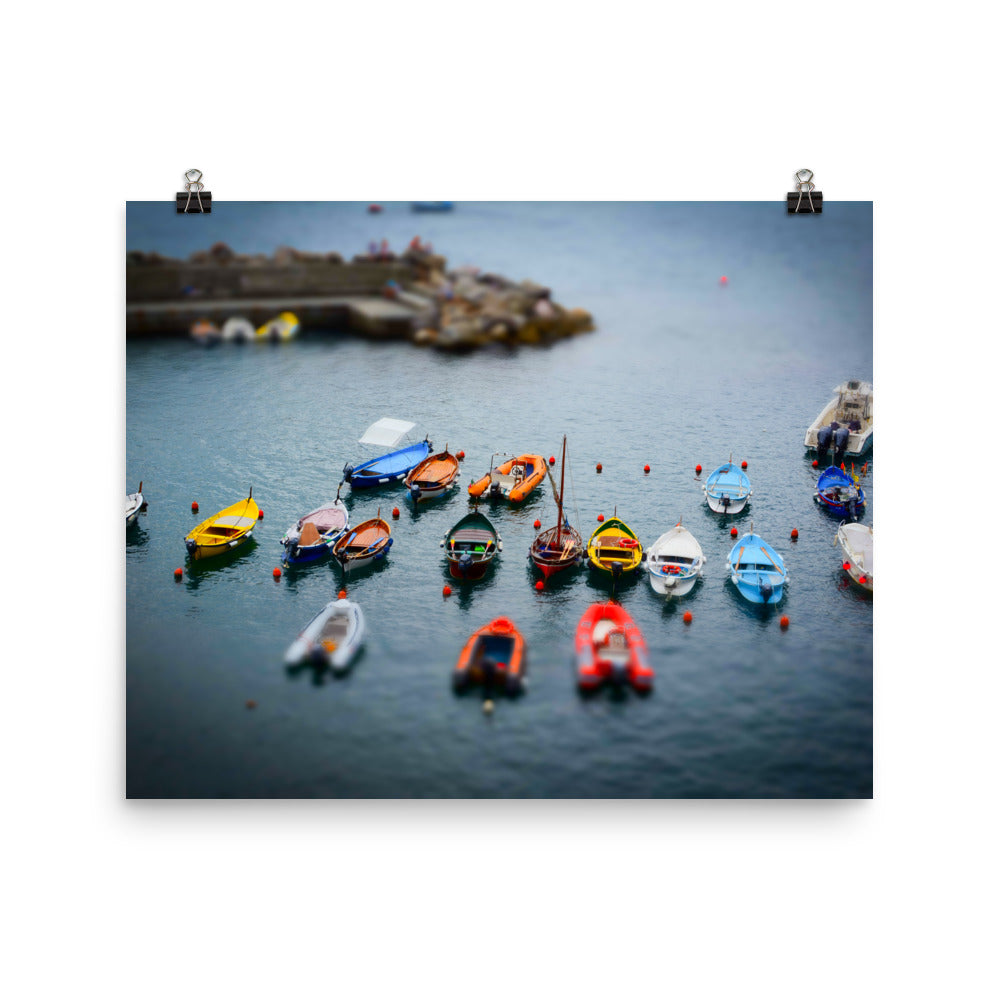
left=359, top=418, right=416, bottom=447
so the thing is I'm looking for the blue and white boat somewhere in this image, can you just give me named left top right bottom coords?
left=815, top=466, right=866, bottom=521
left=341, top=418, right=432, bottom=489
left=727, top=529, right=787, bottom=604
left=704, top=458, right=752, bottom=514
left=280, top=498, right=350, bottom=567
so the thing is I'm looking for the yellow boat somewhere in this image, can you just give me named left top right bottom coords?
left=587, top=516, right=643, bottom=578
left=185, top=491, right=260, bottom=560
left=256, top=311, right=300, bottom=341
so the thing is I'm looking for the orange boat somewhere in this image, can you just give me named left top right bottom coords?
left=575, top=602, right=653, bottom=692
left=468, top=453, right=546, bottom=503
left=453, top=617, right=526, bottom=694
left=404, top=447, right=460, bottom=502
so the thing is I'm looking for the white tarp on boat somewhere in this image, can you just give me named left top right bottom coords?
left=359, top=418, right=416, bottom=447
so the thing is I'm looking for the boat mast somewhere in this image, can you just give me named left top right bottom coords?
left=556, top=435, right=566, bottom=545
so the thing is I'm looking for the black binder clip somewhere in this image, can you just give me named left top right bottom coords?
left=176, top=169, right=212, bottom=213
left=787, top=169, right=822, bottom=214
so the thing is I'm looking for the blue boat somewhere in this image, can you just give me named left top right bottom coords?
left=815, top=466, right=866, bottom=520
left=704, top=459, right=752, bottom=514
left=411, top=201, right=453, bottom=212
left=341, top=418, right=432, bottom=489
left=728, top=531, right=787, bottom=605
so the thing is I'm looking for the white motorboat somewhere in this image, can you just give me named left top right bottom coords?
left=125, top=481, right=145, bottom=524
left=284, top=597, right=366, bottom=673
left=804, top=380, right=873, bottom=459
left=221, top=317, right=255, bottom=342
left=838, top=522, right=873, bottom=593
left=646, top=521, right=705, bottom=597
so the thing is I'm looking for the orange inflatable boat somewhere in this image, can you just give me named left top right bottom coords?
left=453, top=617, right=526, bottom=694
left=468, top=453, right=546, bottom=503
left=575, top=602, right=653, bottom=692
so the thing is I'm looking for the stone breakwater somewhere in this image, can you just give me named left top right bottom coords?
left=126, top=242, right=594, bottom=350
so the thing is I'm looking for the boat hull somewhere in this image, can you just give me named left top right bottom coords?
left=648, top=571, right=699, bottom=597
left=838, top=523, right=873, bottom=592
left=185, top=496, right=259, bottom=560
left=405, top=451, right=459, bottom=502
left=727, top=532, right=787, bottom=605
left=732, top=573, right=786, bottom=604
left=704, top=463, right=752, bottom=515
left=575, top=602, right=653, bottom=692
left=186, top=532, right=254, bottom=561
left=447, top=558, right=493, bottom=580
left=347, top=440, right=433, bottom=489
left=284, top=598, right=365, bottom=673
left=530, top=525, right=584, bottom=579
left=453, top=617, right=525, bottom=694
left=586, top=518, right=643, bottom=576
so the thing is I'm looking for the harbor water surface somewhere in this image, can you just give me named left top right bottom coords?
left=126, top=201, right=873, bottom=797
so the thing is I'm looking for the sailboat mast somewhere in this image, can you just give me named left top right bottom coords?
left=556, top=435, right=566, bottom=545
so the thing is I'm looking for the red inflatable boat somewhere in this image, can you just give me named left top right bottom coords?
left=575, top=602, right=653, bottom=691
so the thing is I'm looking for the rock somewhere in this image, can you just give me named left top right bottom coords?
left=324, top=251, right=344, bottom=264
left=208, top=242, right=236, bottom=262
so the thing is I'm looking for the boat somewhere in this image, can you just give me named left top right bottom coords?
left=586, top=515, right=644, bottom=579
left=453, top=617, right=525, bottom=694
left=530, top=435, right=584, bottom=579
left=468, top=453, right=546, bottom=503
left=646, top=520, right=705, bottom=597
left=256, top=311, right=300, bottom=342
left=404, top=447, right=460, bottom=502
left=804, top=380, right=873, bottom=460
left=575, top=602, right=653, bottom=692
left=284, top=597, right=365, bottom=674
left=815, top=465, right=866, bottom=520
left=411, top=202, right=454, bottom=212
left=221, top=316, right=255, bottom=342
left=838, top=522, right=873, bottom=592
left=441, top=510, right=501, bottom=580
left=280, top=497, right=350, bottom=566
left=342, top=418, right=432, bottom=489
left=727, top=528, right=787, bottom=604
left=190, top=318, right=220, bottom=346
left=185, top=490, right=259, bottom=560
left=331, top=512, right=392, bottom=572
left=125, top=481, right=145, bottom=525
left=704, top=458, right=752, bottom=514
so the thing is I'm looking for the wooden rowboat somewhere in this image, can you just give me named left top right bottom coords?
left=530, top=436, right=583, bottom=579
left=587, top=515, right=643, bottom=579
left=441, top=510, right=501, bottom=580
left=405, top=447, right=460, bottom=502
left=185, top=491, right=259, bottom=560
left=331, top=513, right=393, bottom=572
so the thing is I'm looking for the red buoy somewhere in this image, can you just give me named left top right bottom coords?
left=173, top=567, right=182, bottom=580
left=191, top=501, right=199, bottom=512
left=730, top=526, right=738, bottom=537
left=643, top=464, right=650, bottom=473
left=597, top=514, right=605, bottom=522
left=246, top=699, right=257, bottom=709
left=683, top=610, right=693, bottom=624
left=533, top=519, right=541, bottom=529
left=549, top=456, right=556, bottom=465
left=859, top=575, right=868, bottom=584
left=535, top=580, right=544, bottom=591
left=272, top=567, right=281, bottom=579
left=338, top=590, right=347, bottom=599
left=442, top=585, right=452, bottom=597
left=695, top=464, right=702, bottom=475
left=843, top=561, right=851, bottom=571
left=790, top=528, right=799, bottom=540
left=392, top=507, right=400, bottom=519
left=596, top=463, right=603, bottom=473
left=258, top=509, right=264, bottom=519
left=780, top=616, right=790, bottom=630
left=719, top=275, right=728, bottom=285
left=812, top=459, right=819, bottom=468
left=457, top=450, right=465, bottom=460
left=841, top=462, right=847, bottom=472
left=741, top=460, right=748, bottom=469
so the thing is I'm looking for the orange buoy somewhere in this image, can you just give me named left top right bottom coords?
left=442, top=585, right=452, bottom=597
left=719, top=275, right=728, bottom=285
left=790, top=528, right=799, bottom=540
left=191, top=501, right=199, bottom=512
left=549, top=456, right=556, bottom=465
left=173, top=567, right=183, bottom=580
left=597, top=514, right=605, bottom=522
left=741, top=460, right=748, bottom=469
left=533, top=519, right=541, bottom=529
left=246, top=699, right=257, bottom=709
left=338, top=589, right=347, bottom=599
left=596, top=463, right=602, bottom=473
left=643, top=464, right=650, bottom=473
left=730, top=526, right=738, bottom=537
left=683, top=610, right=693, bottom=624
left=272, top=567, right=281, bottom=579
left=695, top=464, right=702, bottom=475
left=535, top=580, right=544, bottom=591
left=392, top=507, right=400, bottom=519
left=780, top=616, right=790, bottom=629
left=457, top=450, right=465, bottom=460
left=812, top=459, right=819, bottom=468
left=843, top=561, right=851, bottom=571
left=258, top=509, right=264, bottom=519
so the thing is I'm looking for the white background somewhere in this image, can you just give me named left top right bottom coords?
left=3, top=2, right=995, bottom=998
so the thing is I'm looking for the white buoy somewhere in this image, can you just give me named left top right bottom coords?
left=483, top=700, right=495, bottom=715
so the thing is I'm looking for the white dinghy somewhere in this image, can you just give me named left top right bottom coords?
left=646, top=521, right=705, bottom=597
left=125, top=482, right=145, bottom=525
left=284, top=597, right=366, bottom=674
left=837, top=522, right=873, bottom=593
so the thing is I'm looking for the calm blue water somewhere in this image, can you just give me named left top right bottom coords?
left=126, top=202, right=872, bottom=797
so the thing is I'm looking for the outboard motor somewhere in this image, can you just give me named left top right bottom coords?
left=611, top=562, right=623, bottom=581
left=847, top=497, right=858, bottom=521
left=833, top=426, right=850, bottom=465
left=610, top=661, right=629, bottom=686
left=816, top=424, right=833, bottom=460
left=309, top=645, right=327, bottom=666
left=489, top=481, right=502, bottom=499
left=459, top=552, right=472, bottom=576
left=185, top=538, right=197, bottom=554
left=409, top=483, right=421, bottom=501
left=721, top=494, right=731, bottom=512
left=760, top=578, right=774, bottom=603
left=342, top=463, right=354, bottom=485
